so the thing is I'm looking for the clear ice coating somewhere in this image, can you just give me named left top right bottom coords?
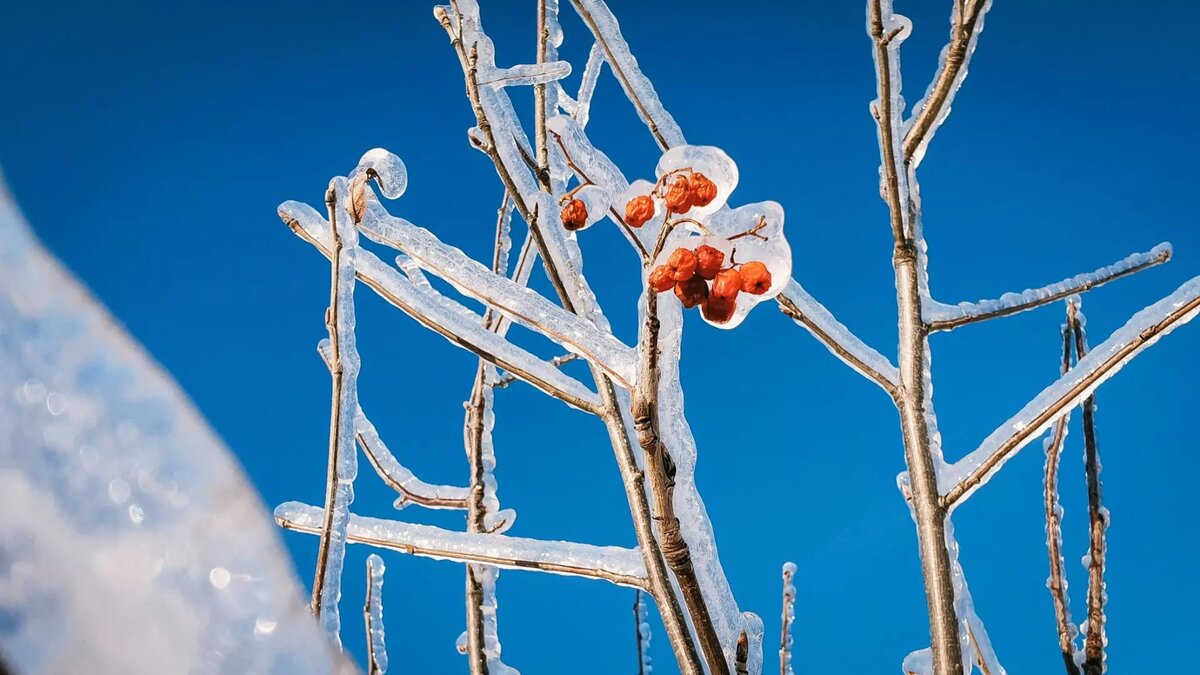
left=0, top=175, right=352, bottom=673
left=365, top=555, right=388, bottom=674
left=941, top=274, right=1200, bottom=501
left=636, top=590, right=653, bottom=675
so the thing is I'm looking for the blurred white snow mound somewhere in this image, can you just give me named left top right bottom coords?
left=0, top=174, right=354, bottom=674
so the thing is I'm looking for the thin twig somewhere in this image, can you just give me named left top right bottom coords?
left=277, top=504, right=650, bottom=589
left=928, top=246, right=1172, bottom=332
left=1072, top=310, right=1107, bottom=675
left=902, top=0, right=987, bottom=162
left=1044, top=304, right=1081, bottom=675
left=311, top=184, right=345, bottom=619
left=364, top=555, right=387, bottom=675
left=780, top=563, right=796, bottom=675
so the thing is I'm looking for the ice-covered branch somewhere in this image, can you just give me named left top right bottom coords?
left=566, top=0, right=685, bottom=150
left=1071, top=308, right=1108, bottom=675
left=776, top=281, right=900, bottom=395
left=572, top=42, right=605, bottom=128
left=317, top=339, right=471, bottom=510
left=1043, top=306, right=1081, bottom=675
left=942, top=276, right=1200, bottom=507
left=902, top=0, right=992, bottom=167
left=280, top=201, right=602, bottom=412
left=926, top=244, right=1172, bottom=332
left=309, top=181, right=362, bottom=647
left=356, top=206, right=638, bottom=389
left=275, top=502, right=649, bottom=588
left=779, top=563, right=796, bottom=675
left=364, top=554, right=388, bottom=675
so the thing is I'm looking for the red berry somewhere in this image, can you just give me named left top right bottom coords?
left=664, top=176, right=693, bottom=214
left=711, top=268, right=743, bottom=301
left=687, top=173, right=718, bottom=208
left=625, top=195, right=655, bottom=228
left=694, top=245, right=725, bottom=280
left=667, top=247, right=698, bottom=281
left=739, top=261, right=773, bottom=295
left=560, top=199, right=588, bottom=231
left=648, top=265, right=676, bottom=293
left=674, top=275, right=709, bottom=309
left=702, top=294, right=737, bottom=324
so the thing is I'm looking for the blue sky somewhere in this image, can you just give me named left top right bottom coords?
left=3, top=1, right=1199, bottom=672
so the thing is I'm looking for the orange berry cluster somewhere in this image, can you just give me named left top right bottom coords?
left=648, top=244, right=773, bottom=323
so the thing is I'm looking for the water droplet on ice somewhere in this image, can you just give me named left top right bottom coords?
left=128, top=503, right=144, bottom=524
left=209, top=567, right=232, bottom=590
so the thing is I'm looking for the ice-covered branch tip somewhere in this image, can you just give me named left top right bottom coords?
left=280, top=201, right=603, bottom=413
left=780, top=562, right=796, bottom=675
left=901, top=0, right=992, bottom=167
left=941, top=276, right=1200, bottom=508
left=776, top=280, right=899, bottom=395
left=1072, top=307, right=1108, bottom=675
left=567, top=0, right=685, bottom=151
left=275, top=502, right=649, bottom=589
left=926, top=244, right=1172, bottom=332
left=364, top=555, right=388, bottom=675
left=317, top=339, right=471, bottom=510
left=1043, top=307, right=1081, bottom=675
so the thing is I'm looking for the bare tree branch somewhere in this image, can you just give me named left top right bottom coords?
left=928, top=244, right=1172, bottom=332
left=942, top=277, right=1200, bottom=508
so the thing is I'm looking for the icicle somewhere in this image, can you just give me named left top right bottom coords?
left=635, top=590, right=653, bottom=675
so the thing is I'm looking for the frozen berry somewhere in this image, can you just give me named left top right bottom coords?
left=702, top=294, right=737, bottom=324
left=560, top=199, right=588, bottom=230
left=694, top=245, right=725, bottom=280
left=625, top=195, right=655, bottom=228
left=674, top=275, right=709, bottom=309
left=687, top=173, right=718, bottom=208
left=711, top=268, right=743, bottom=301
left=664, top=176, right=693, bottom=214
left=667, top=247, right=698, bottom=281
left=739, top=261, right=773, bottom=295
left=648, top=265, right=676, bottom=293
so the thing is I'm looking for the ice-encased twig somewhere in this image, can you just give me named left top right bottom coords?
left=926, top=244, right=1172, bottom=332
left=566, top=0, right=685, bottom=150
left=634, top=590, right=653, bottom=675
left=902, top=0, right=993, bottom=167
left=1043, top=305, right=1082, bottom=675
left=309, top=179, right=362, bottom=647
left=779, top=563, right=796, bottom=675
left=275, top=502, right=648, bottom=587
left=364, top=554, right=388, bottom=674
left=776, top=280, right=900, bottom=395
left=941, top=276, right=1200, bottom=507
left=317, top=339, right=470, bottom=510
left=280, top=200, right=602, bottom=412
left=572, top=42, right=605, bottom=128
left=355, top=203, right=638, bottom=388
left=1070, top=307, right=1108, bottom=675
left=478, top=61, right=571, bottom=88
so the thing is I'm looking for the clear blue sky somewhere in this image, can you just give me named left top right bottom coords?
left=3, top=1, right=1198, bottom=672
